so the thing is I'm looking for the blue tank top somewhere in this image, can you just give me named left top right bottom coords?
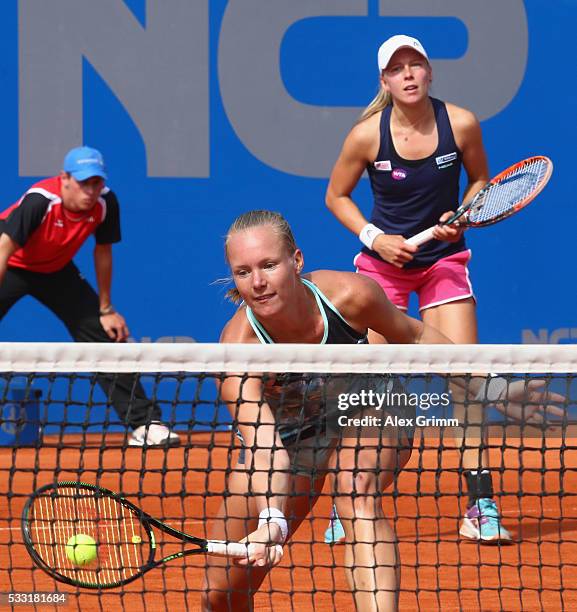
left=364, top=97, right=466, bottom=269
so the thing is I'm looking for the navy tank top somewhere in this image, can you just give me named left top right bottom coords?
left=364, top=97, right=466, bottom=269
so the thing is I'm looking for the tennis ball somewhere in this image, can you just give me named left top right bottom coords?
left=66, top=534, right=97, bottom=566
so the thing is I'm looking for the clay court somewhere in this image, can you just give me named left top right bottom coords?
left=1, top=430, right=575, bottom=611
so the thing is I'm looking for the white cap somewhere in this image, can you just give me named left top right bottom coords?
left=377, top=35, right=429, bottom=72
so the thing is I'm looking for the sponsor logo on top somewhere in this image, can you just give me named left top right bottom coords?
left=436, top=152, right=458, bottom=169
left=374, top=160, right=392, bottom=172
left=392, top=168, right=407, bottom=181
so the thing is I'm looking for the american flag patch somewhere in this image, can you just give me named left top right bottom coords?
left=374, top=160, right=392, bottom=171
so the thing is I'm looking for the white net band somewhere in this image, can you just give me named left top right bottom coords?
left=1, top=342, right=576, bottom=373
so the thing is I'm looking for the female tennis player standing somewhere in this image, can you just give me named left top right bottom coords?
left=325, top=34, right=508, bottom=544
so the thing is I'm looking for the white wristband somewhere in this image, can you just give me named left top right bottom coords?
left=359, top=223, right=384, bottom=250
left=474, top=375, right=507, bottom=403
left=258, top=507, right=288, bottom=543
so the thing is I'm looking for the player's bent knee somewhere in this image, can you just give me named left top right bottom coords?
left=335, top=467, right=379, bottom=496
left=334, top=475, right=382, bottom=521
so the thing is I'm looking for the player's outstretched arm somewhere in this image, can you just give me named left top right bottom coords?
left=218, top=317, right=290, bottom=566
left=341, top=274, right=566, bottom=422
left=218, top=373, right=289, bottom=566
left=471, top=376, right=565, bottom=425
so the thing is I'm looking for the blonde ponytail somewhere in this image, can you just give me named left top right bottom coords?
left=357, top=87, right=391, bottom=124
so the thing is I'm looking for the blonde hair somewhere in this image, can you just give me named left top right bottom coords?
left=223, top=210, right=297, bottom=304
left=357, top=86, right=391, bottom=124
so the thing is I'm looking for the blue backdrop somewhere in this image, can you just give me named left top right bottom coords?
left=1, top=1, right=574, bottom=346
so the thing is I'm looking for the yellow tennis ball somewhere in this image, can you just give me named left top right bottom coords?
left=66, top=534, right=97, bottom=566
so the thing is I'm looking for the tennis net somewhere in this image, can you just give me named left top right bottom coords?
left=0, top=342, right=576, bottom=611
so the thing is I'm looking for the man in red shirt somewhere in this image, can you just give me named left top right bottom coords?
left=0, top=146, right=179, bottom=447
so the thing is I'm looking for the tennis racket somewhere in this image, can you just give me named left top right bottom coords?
left=22, top=481, right=282, bottom=589
left=405, top=156, right=553, bottom=247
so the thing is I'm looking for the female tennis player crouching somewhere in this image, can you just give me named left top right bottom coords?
left=201, top=210, right=563, bottom=612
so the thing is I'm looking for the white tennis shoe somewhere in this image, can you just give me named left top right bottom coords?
left=129, top=422, right=180, bottom=447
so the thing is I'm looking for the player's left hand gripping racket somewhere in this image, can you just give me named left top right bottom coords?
left=22, top=481, right=282, bottom=589
left=406, top=156, right=553, bottom=247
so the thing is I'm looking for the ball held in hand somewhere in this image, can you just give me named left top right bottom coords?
left=66, top=534, right=97, bottom=566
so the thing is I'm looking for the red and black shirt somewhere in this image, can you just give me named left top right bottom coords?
left=0, top=176, right=121, bottom=273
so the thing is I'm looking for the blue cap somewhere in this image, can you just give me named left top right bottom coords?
left=63, top=146, right=107, bottom=181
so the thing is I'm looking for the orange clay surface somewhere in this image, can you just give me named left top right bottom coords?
left=1, top=431, right=576, bottom=611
